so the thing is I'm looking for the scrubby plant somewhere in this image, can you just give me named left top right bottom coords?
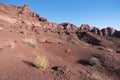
left=70, top=39, right=78, bottom=44
left=33, top=56, right=49, bottom=68
left=67, top=37, right=78, bottom=44
left=22, top=38, right=37, bottom=48
left=20, top=29, right=27, bottom=35
left=0, top=27, right=3, bottom=30
left=65, top=48, right=71, bottom=53
left=88, top=56, right=101, bottom=67
left=9, top=41, right=15, bottom=49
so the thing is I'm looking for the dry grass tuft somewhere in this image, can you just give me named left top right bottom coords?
left=20, top=29, right=27, bottom=35
left=0, top=27, right=3, bottom=30
left=65, top=48, right=71, bottom=53
left=22, top=38, right=37, bottom=48
left=88, top=57, right=101, bottom=67
left=33, top=56, right=49, bottom=69
left=9, top=41, right=15, bottom=49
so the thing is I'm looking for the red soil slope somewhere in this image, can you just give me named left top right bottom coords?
left=0, top=4, right=120, bottom=80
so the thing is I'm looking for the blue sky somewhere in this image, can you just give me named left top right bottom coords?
left=0, top=0, right=120, bottom=30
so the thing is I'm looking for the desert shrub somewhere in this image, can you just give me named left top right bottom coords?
left=67, top=37, right=78, bottom=44
left=88, top=57, right=101, bottom=67
left=33, top=56, right=49, bottom=68
left=22, top=38, right=37, bottom=48
left=70, top=39, right=78, bottom=44
left=65, top=48, right=71, bottom=53
left=0, top=27, right=3, bottom=30
left=9, top=41, right=15, bottom=49
left=20, top=29, right=27, bottom=35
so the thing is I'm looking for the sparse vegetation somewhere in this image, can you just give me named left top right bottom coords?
left=65, top=48, right=71, bottom=53
left=88, top=56, right=101, bottom=67
left=9, top=41, right=15, bottom=49
left=20, top=29, right=27, bottom=35
left=70, top=39, right=78, bottom=44
left=33, top=56, right=49, bottom=68
left=0, top=27, right=3, bottom=30
left=22, top=38, right=37, bottom=48
left=67, top=37, right=78, bottom=44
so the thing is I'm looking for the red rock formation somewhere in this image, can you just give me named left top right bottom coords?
left=60, top=23, right=78, bottom=33
left=0, top=3, right=119, bottom=39
left=22, top=5, right=30, bottom=14
left=79, top=24, right=93, bottom=31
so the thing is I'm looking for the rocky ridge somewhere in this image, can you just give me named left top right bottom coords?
left=0, top=3, right=120, bottom=38
left=1, top=4, right=120, bottom=47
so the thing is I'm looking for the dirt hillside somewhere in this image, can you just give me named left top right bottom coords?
left=0, top=4, right=120, bottom=80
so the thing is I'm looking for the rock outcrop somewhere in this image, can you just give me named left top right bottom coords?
left=78, top=24, right=119, bottom=38
left=79, top=24, right=93, bottom=31
left=0, top=3, right=120, bottom=45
